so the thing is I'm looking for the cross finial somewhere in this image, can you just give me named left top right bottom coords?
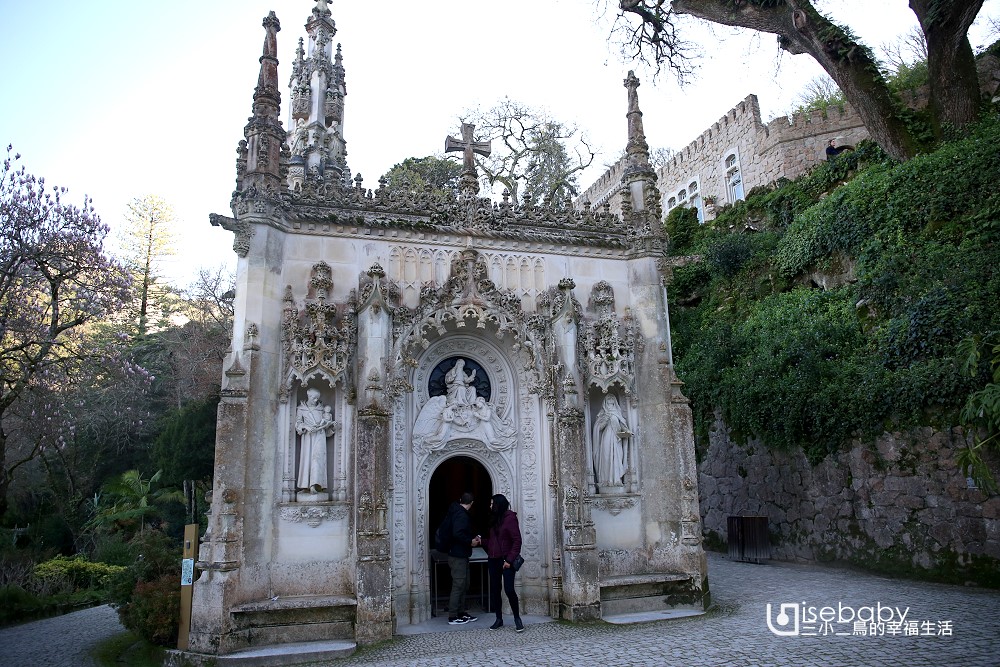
left=625, top=70, right=641, bottom=112
left=445, top=123, right=491, bottom=174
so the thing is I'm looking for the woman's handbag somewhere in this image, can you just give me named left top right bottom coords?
left=511, top=555, right=525, bottom=572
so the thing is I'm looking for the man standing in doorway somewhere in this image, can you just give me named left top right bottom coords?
left=440, top=492, right=480, bottom=625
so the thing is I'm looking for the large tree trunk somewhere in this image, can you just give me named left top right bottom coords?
left=670, top=0, right=920, bottom=160
left=0, top=427, right=9, bottom=520
left=910, top=0, right=984, bottom=132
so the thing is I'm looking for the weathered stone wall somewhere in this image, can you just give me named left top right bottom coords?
left=578, top=158, right=627, bottom=211
left=698, top=418, right=1000, bottom=585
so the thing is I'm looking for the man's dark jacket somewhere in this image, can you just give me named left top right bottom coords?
left=443, top=501, right=474, bottom=558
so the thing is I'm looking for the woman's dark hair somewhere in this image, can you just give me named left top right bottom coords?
left=490, top=493, right=510, bottom=528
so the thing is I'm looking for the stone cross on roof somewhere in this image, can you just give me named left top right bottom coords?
left=445, top=123, right=491, bottom=174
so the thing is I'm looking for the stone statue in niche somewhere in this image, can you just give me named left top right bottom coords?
left=592, top=394, right=631, bottom=494
left=296, top=388, right=336, bottom=499
left=412, top=358, right=516, bottom=453
left=445, top=359, right=477, bottom=406
left=291, top=118, right=308, bottom=156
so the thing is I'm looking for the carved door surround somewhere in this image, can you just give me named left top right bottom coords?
left=391, top=327, right=547, bottom=623
left=408, top=333, right=519, bottom=571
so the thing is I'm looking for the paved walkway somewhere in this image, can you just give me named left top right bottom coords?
left=0, top=603, right=122, bottom=667
left=335, top=553, right=1000, bottom=667
left=2, top=553, right=998, bottom=667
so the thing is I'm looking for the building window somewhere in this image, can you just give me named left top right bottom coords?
left=688, top=181, right=704, bottom=224
left=725, top=153, right=744, bottom=203
left=667, top=196, right=677, bottom=209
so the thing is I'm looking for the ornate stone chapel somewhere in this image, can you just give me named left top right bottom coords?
left=189, top=1, right=707, bottom=654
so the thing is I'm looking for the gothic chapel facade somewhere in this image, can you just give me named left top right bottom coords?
left=190, top=1, right=707, bottom=654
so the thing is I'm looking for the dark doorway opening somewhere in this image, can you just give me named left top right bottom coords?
left=428, top=455, right=493, bottom=616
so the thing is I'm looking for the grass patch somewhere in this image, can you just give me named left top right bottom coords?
left=92, top=631, right=166, bottom=667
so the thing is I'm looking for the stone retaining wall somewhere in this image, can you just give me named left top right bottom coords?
left=698, top=418, right=1000, bottom=586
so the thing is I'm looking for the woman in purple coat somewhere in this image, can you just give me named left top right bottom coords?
left=482, top=493, right=524, bottom=632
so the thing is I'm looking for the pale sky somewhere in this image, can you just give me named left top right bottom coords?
left=2, top=1, right=997, bottom=286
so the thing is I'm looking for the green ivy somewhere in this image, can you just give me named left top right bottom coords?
left=671, top=116, right=1000, bottom=463
left=664, top=206, right=700, bottom=253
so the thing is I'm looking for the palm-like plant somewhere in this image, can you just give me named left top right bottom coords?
left=87, top=469, right=184, bottom=535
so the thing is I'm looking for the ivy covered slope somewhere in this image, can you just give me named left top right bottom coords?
left=667, top=117, right=1000, bottom=465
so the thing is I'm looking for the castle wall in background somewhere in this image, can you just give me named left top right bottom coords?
left=578, top=93, right=868, bottom=220
left=580, top=56, right=1000, bottom=221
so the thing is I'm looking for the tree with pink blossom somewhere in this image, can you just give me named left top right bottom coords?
left=0, top=146, right=134, bottom=518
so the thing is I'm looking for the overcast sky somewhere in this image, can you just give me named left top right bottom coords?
left=2, top=1, right=997, bottom=285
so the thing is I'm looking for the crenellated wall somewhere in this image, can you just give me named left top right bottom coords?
left=580, top=57, right=1000, bottom=221
left=654, top=94, right=869, bottom=215
left=578, top=93, right=870, bottom=219
left=577, top=158, right=628, bottom=212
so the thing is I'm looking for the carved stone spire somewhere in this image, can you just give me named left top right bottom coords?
left=285, top=0, right=349, bottom=189
left=238, top=12, right=286, bottom=197
left=620, top=71, right=660, bottom=222
left=311, top=0, right=333, bottom=22
left=624, top=71, right=651, bottom=172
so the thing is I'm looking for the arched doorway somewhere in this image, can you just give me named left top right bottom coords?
left=428, top=455, right=493, bottom=547
left=428, top=455, right=493, bottom=616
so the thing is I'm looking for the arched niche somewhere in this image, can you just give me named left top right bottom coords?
left=411, top=334, right=517, bottom=424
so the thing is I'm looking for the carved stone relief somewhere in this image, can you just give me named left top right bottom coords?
left=391, top=307, right=545, bottom=605
left=412, top=345, right=517, bottom=454
left=591, top=496, right=638, bottom=516
left=280, top=261, right=358, bottom=398
left=387, top=246, right=454, bottom=307
left=579, top=281, right=641, bottom=395
left=279, top=503, right=350, bottom=527
left=483, top=252, right=546, bottom=310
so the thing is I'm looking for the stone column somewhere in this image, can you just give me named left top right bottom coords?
left=554, top=406, right=601, bottom=620
left=188, top=392, right=248, bottom=653
left=353, top=266, right=394, bottom=642
left=354, top=406, right=392, bottom=643
left=628, top=251, right=708, bottom=606
left=551, top=279, right=600, bottom=620
left=189, top=212, right=283, bottom=653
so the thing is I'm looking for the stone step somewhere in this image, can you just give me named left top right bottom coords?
left=217, top=639, right=356, bottom=666
left=599, top=573, right=703, bottom=616
left=168, top=640, right=356, bottom=667
left=228, top=595, right=357, bottom=647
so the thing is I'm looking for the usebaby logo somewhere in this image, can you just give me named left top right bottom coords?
left=766, top=602, right=800, bottom=636
left=766, top=602, right=911, bottom=637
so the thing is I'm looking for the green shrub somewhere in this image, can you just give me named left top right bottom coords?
left=118, top=574, right=181, bottom=648
left=91, top=532, right=136, bottom=567
left=0, top=585, right=44, bottom=625
left=106, top=530, right=183, bottom=647
left=0, top=555, right=125, bottom=626
left=707, top=234, right=754, bottom=278
left=34, top=555, right=127, bottom=591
